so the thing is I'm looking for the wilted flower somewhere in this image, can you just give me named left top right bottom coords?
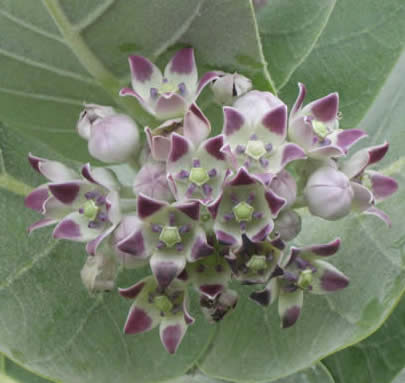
left=120, top=48, right=218, bottom=120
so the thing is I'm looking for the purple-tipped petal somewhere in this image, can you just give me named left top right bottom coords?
left=159, top=318, right=187, bottom=354
left=28, top=218, right=57, bottom=234
left=48, top=182, right=82, bottom=205
left=291, top=83, right=306, bottom=117
left=197, top=71, right=220, bottom=96
left=183, top=104, right=211, bottom=146
left=52, top=217, right=81, bottom=240
left=335, top=129, right=367, bottom=152
left=278, top=289, right=303, bottom=329
left=119, top=87, right=148, bottom=107
left=265, top=189, right=286, bottom=217
left=128, top=55, right=162, bottom=98
left=28, top=153, right=43, bottom=173
left=190, top=235, right=213, bottom=261
left=166, top=47, right=196, bottom=76
left=309, top=144, right=345, bottom=159
left=250, top=222, right=273, bottom=242
left=116, top=229, right=146, bottom=257
left=150, top=253, right=186, bottom=288
left=311, top=259, right=349, bottom=294
left=28, top=153, right=78, bottom=182
left=369, top=172, right=398, bottom=201
left=175, top=201, right=200, bottom=221
left=307, top=92, right=339, bottom=122
left=86, top=226, right=115, bottom=256
left=137, top=193, right=168, bottom=219
left=280, top=143, right=306, bottom=167
left=145, top=127, right=172, bottom=162
left=119, top=280, right=146, bottom=299
left=364, top=207, right=392, bottom=227
left=293, top=238, right=341, bottom=257
left=207, top=194, right=222, bottom=219
left=81, top=164, right=119, bottom=191
left=203, top=135, right=226, bottom=161
left=124, top=305, right=157, bottom=335
left=367, top=142, right=389, bottom=166
left=351, top=182, right=373, bottom=212
left=155, top=93, right=187, bottom=120
left=183, top=295, right=195, bottom=325
left=215, top=230, right=238, bottom=246
left=261, top=104, right=287, bottom=138
left=168, top=133, right=192, bottom=163
left=223, top=106, right=245, bottom=137
left=250, top=289, right=271, bottom=306
left=24, top=186, right=49, bottom=212
left=228, top=167, right=257, bottom=186
left=288, top=116, right=314, bottom=150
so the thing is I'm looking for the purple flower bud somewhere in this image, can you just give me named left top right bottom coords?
left=269, top=170, right=297, bottom=208
left=274, top=210, right=302, bottom=241
left=304, top=166, right=354, bottom=220
left=87, top=114, right=139, bottom=163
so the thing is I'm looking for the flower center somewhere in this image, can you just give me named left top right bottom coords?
left=246, top=255, right=267, bottom=271
left=297, top=269, right=313, bottom=289
left=246, top=140, right=266, bottom=160
left=312, top=120, right=329, bottom=139
left=189, top=167, right=210, bottom=186
left=159, top=226, right=181, bottom=248
left=154, top=295, right=173, bottom=313
left=159, top=81, right=178, bottom=94
left=233, top=201, right=254, bottom=222
left=82, top=200, right=99, bottom=221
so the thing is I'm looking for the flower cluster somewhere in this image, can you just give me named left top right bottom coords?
left=25, top=48, right=398, bottom=354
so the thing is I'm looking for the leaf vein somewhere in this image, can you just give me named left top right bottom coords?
left=74, top=0, right=117, bottom=32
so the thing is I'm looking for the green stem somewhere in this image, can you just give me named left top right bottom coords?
left=41, top=0, right=159, bottom=129
left=0, top=174, right=33, bottom=196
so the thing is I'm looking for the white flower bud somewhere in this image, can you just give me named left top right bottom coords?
left=77, top=104, right=115, bottom=140
left=211, top=73, right=252, bottom=105
left=304, top=166, right=354, bottom=220
left=88, top=114, right=139, bottom=163
left=269, top=170, right=297, bottom=208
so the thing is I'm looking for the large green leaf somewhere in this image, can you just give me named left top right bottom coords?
left=0, top=0, right=271, bottom=161
left=198, top=34, right=405, bottom=383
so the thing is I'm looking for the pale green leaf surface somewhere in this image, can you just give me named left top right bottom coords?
left=0, top=0, right=270, bottom=161
left=393, top=368, right=405, bottom=383
left=197, top=29, right=405, bottom=383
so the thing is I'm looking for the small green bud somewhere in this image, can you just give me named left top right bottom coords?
left=189, top=167, right=210, bottom=186
left=246, top=255, right=267, bottom=271
left=154, top=295, right=173, bottom=313
left=82, top=200, right=99, bottom=221
left=233, top=201, right=254, bottom=222
left=298, top=269, right=313, bottom=289
left=246, top=140, right=266, bottom=160
left=159, top=226, right=181, bottom=248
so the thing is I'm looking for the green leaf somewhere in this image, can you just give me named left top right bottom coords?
left=0, top=0, right=270, bottom=161
left=198, top=37, right=405, bottom=383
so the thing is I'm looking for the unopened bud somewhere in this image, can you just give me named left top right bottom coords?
left=211, top=73, right=252, bottom=105
left=77, top=104, right=115, bottom=140
left=304, top=166, right=353, bottom=220
left=269, top=170, right=297, bottom=208
left=274, top=210, right=301, bottom=241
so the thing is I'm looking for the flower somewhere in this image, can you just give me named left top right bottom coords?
left=340, top=142, right=398, bottom=226
left=289, top=83, right=367, bottom=159
left=77, top=104, right=139, bottom=163
left=25, top=157, right=121, bottom=255
left=250, top=238, right=348, bottom=328
left=120, top=48, right=219, bottom=120
left=119, top=276, right=194, bottom=354
left=114, top=194, right=212, bottom=288
left=208, top=168, right=286, bottom=249
left=222, top=91, right=306, bottom=176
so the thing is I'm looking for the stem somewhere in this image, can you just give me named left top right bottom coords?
left=0, top=174, right=33, bottom=196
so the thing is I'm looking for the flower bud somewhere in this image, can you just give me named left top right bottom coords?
left=80, top=253, right=117, bottom=292
left=269, top=170, right=297, bottom=208
left=304, top=166, right=354, bottom=220
left=274, top=210, right=301, bottom=241
left=211, top=73, right=252, bottom=105
left=88, top=114, right=139, bottom=163
left=77, top=104, right=116, bottom=140
left=133, top=162, right=172, bottom=201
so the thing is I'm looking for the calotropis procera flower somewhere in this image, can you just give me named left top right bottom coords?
left=120, top=48, right=219, bottom=120
left=250, top=238, right=348, bottom=328
left=208, top=168, right=286, bottom=249
left=226, top=235, right=283, bottom=284
left=77, top=104, right=139, bottom=164
left=119, top=276, right=194, bottom=354
left=222, top=91, right=306, bottom=177
left=166, top=133, right=228, bottom=203
left=210, top=72, right=252, bottom=105
left=25, top=156, right=122, bottom=254
left=145, top=103, right=211, bottom=162
left=115, top=194, right=213, bottom=288
left=289, top=83, right=367, bottom=159
left=340, top=142, right=398, bottom=226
